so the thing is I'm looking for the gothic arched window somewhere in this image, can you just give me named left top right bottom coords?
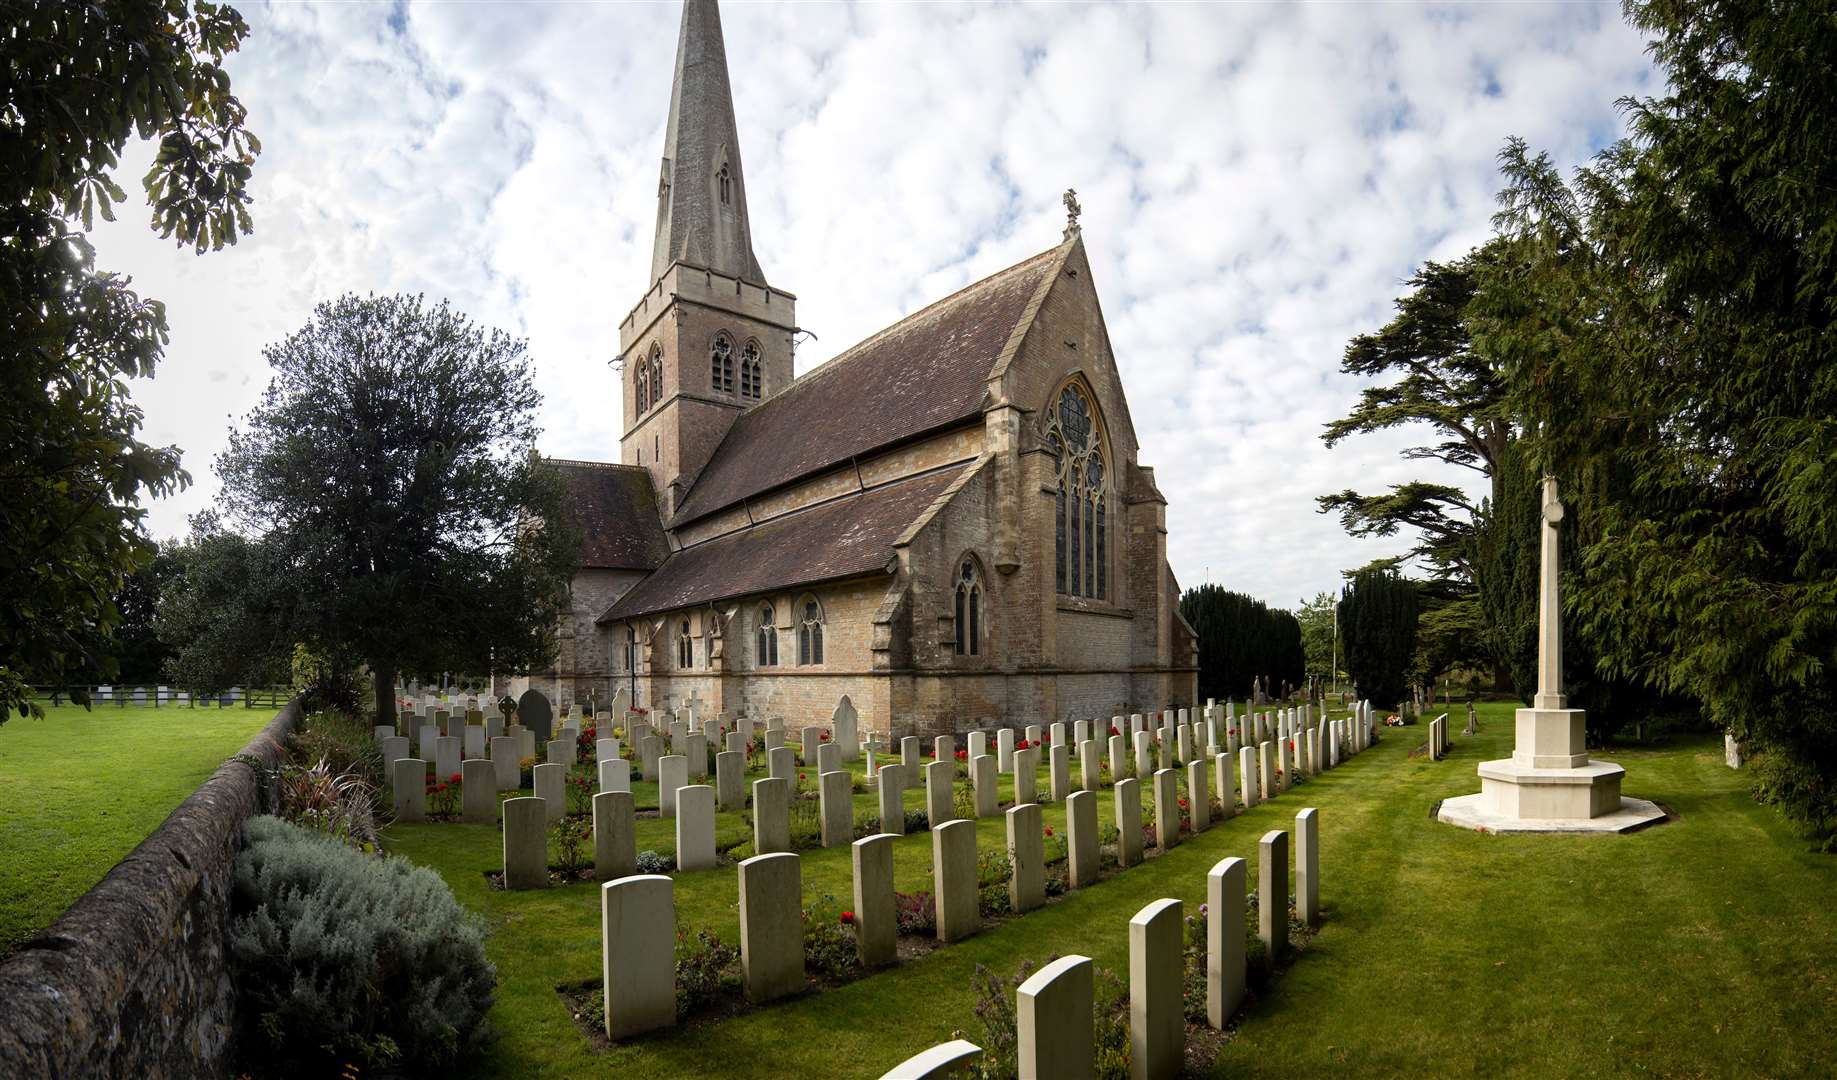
left=798, top=598, right=825, bottom=666
left=636, top=346, right=658, bottom=413
left=1044, top=383, right=1108, bottom=600
left=647, top=351, right=663, bottom=410
left=718, top=163, right=732, bottom=205
left=954, top=558, right=983, bottom=656
left=623, top=625, right=636, bottom=672
left=740, top=340, right=763, bottom=400
left=755, top=605, right=778, bottom=667
left=711, top=334, right=734, bottom=394
left=677, top=618, right=693, bottom=669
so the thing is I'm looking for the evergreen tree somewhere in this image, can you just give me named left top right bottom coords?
left=1467, top=438, right=1539, bottom=701
left=214, top=294, right=580, bottom=725
left=1481, top=0, right=1836, bottom=843
left=1179, top=585, right=1304, bottom=702
left=1338, top=569, right=1419, bottom=709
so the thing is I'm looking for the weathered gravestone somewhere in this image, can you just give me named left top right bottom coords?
left=833, top=695, right=860, bottom=762
left=517, top=688, right=553, bottom=741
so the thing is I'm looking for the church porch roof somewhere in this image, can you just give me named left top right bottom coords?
left=548, top=459, right=671, bottom=570
left=597, top=464, right=964, bottom=623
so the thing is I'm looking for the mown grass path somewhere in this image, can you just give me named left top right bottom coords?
left=384, top=702, right=1837, bottom=1078
left=0, top=702, right=273, bottom=953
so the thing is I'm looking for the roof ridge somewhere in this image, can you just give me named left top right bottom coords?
left=546, top=457, right=647, bottom=473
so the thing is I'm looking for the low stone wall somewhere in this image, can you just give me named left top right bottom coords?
left=0, top=699, right=301, bottom=1079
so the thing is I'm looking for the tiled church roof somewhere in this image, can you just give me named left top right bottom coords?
left=548, top=459, right=671, bottom=570
left=668, top=243, right=1064, bottom=526
left=598, top=464, right=964, bottom=623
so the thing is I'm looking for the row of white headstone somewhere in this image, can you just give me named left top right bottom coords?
left=595, top=788, right=1323, bottom=1056
left=397, top=697, right=1375, bottom=891
left=885, top=811, right=1327, bottom=1080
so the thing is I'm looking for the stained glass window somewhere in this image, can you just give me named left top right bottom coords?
left=1043, top=384, right=1108, bottom=599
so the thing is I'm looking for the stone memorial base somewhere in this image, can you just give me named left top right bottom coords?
left=1438, top=757, right=1664, bottom=834
left=1437, top=788, right=1666, bottom=834
left=1438, top=705, right=1666, bottom=834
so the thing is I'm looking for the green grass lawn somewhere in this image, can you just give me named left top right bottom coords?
left=382, top=703, right=1837, bottom=1078
left=0, top=701, right=274, bottom=953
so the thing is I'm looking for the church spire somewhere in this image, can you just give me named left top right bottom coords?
left=651, top=0, right=767, bottom=287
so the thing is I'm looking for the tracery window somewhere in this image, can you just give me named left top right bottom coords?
left=954, top=559, right=983, bottom=656
left=647, top=351, right=663, bottom=409
left=1045, top=383, right=1108, bottom=600
left=711, top=334, right=734, bottom=394
left=797, top=599, right=825, bottom=666
left=740, top=340, right=763, bottom=400
left=755, top=605, right=779, bottom=667
left=677, top=618, right=693, bottom=669
left=718, top=163, right=732, bottom=205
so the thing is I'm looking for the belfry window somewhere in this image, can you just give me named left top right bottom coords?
left=740, top=340, right=763, bottom=400
left=755, top=605, right=778, bottom=667
left=798, top=599, right=825, bottom=665
left=1044, top=383, right=1108, bottom=600
left=711, top=335, right=734, bottom=393
left=718, top=163, right=732, bottom=205
left=637, top=344, right=660, bottom=413
left=954, top=559, right=983, bottom=656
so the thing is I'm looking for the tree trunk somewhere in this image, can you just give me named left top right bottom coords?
left=373, top=666, right=397, bottom=727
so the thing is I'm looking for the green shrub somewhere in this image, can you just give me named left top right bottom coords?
left=273, top=756, right=375, bottom=849
left=675, top=927, right=741, bottom=1016
left=953, top=781, right=977, bottom=822
left=788, top=795, right=822, bottom=849
left=802, top=894, right=859, bottom=982
left=291, top=710, right=384, bottom=808
left=977, top=850, right=1013, bottom=917
left=229, top=816, right=495, bottom=1077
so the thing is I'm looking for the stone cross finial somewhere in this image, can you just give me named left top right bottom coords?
left=1062, top=188, right=1082, bottom=239
left=1534, top=475, right=1566, bottom=710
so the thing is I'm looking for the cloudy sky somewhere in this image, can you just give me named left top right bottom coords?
left=96, top=0, right=1657, bottom=608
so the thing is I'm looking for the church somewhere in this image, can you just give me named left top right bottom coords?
left=512, top=0, right=1197, bottom=736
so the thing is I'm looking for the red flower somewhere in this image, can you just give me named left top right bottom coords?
left=1177, top=797, right=1188, bottom=808
left=449, top=772, right=462, bottom=784
left=821, top=731, right=832, bottom=742
left=799, top=772, right=807, bottom=780
left=1044, top=826, right=1054, bottom=838
left=839, top=910, right=854, bottom=925
left=1110, top=725, right=1120, bottom=737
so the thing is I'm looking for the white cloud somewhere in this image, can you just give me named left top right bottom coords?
left=91, top=0, right=1654, bottom=608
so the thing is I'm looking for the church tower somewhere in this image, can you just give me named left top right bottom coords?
left=619, top=0, right=796, bottom=519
